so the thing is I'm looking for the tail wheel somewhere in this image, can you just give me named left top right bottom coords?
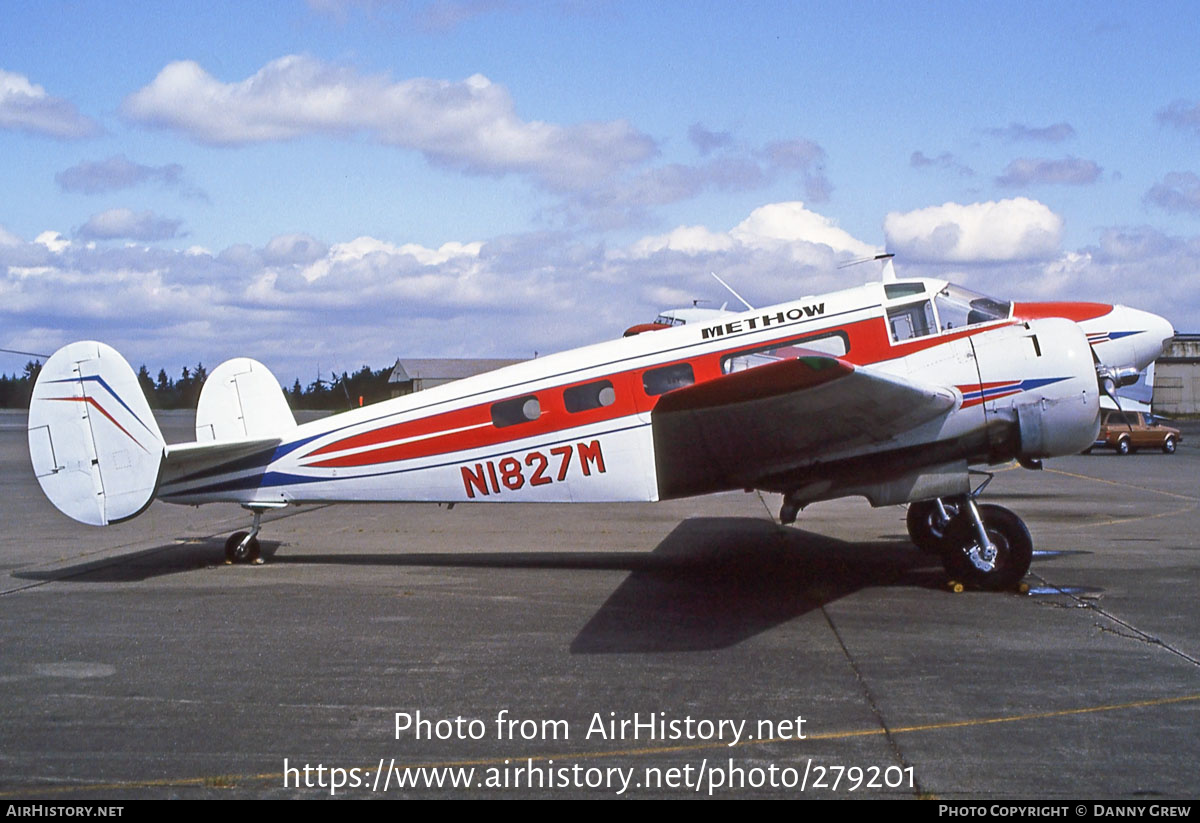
left=941, top=504, right=1032, bottom=591
left=1164, top=436, right=1177, bottom=455
left=225, top=532, right=261, bottom=564
left=906, top=499, right=958, bottom=554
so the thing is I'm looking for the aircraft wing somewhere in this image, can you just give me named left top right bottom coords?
left=651, top=353, right=957, bottom=498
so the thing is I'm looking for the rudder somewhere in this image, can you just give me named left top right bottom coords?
left=28, top=342, right=165, bottom=525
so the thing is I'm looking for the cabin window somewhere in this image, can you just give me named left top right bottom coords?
left=491, top=395, right=541, bottom=428
left=564, top=380, right=616, bottom=413
left=888, top=301, right=935, bottom=342
left=721, top=332, right=849, bottom=374
left=643, top=363, right=695, bottom=396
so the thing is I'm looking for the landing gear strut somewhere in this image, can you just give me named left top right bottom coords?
left=780, top=492, right=802, bottom=526
left=941, top=502, right=1032, bottom=590
left=907, top=472, right=1034, bottom=591
left=905, top=497, right=959, bottom=555
left=223, top=506, right=279, bottom=565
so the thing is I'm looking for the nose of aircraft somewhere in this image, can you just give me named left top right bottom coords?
left=1114, top=306, right=1175, bottom=371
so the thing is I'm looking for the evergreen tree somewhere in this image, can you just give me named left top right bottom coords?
left=137, top=365, right=156, bottom=404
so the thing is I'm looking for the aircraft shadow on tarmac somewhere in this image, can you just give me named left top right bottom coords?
left=11, top=540, right=282, bottom=583
left=16, top=517, right=958, bottom=651
left=568, top=518, right=939, bottom=653
left=13, top=517, right=1079, bottom=652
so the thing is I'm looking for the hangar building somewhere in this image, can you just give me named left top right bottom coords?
left=1153, top=333, right=1200, bottom=417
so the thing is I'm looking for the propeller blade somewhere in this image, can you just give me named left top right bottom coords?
left=1092, top=344, right=1137, bottom=432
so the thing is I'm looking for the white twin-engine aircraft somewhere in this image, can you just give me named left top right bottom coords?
left=28, top=265, right=1172, bottom=590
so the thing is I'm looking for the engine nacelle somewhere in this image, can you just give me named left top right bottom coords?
left=970, top=318, right=1100, bottom=461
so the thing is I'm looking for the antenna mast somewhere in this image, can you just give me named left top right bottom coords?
left=838, top=252, right=896, bottom=281
left=710, top=272, right=755, bottom=311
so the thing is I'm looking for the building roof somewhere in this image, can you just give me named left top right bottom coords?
left=1160, top=334, right=1200, bottom=363
left=388, top=358, right=526, bottom=384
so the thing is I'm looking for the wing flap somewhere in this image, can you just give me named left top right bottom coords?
left=652, top=353, right=957, bottom=498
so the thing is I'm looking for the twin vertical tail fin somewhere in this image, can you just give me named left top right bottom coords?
left=195, top=357, right=296, bottom=443
left=28, top=342, right=165, bottom=526
left=28, top=344, right=297, bottom=526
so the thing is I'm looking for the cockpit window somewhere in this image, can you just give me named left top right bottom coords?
left=653, top=314, right=686, bottom=326
left=933, top=284, right=1011, bottom=331
left=888, top=301, right=936, bottom=342
left=884, top=282, right=926, bottom=300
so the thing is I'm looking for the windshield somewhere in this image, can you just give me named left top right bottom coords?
left=933, top=284, right=1011, bottom=331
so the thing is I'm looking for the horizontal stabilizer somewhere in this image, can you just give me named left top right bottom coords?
left=28, top=341, right=165, bottom=526
left=165, top=436, right=282, bottom=472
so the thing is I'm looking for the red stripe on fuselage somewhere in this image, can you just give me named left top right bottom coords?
left=300, top=313, right=1011, bottom=469
left=304, top=369, right=659, bottom=468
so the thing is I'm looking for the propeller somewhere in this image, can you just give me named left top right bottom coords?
left=1092, top=345, right=1140, bottom=431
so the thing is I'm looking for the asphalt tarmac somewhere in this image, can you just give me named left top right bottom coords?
left=2, top=409, right=1199, bottom=799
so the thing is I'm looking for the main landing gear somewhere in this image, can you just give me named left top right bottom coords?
left=906, top=473, right=1033, bottom=591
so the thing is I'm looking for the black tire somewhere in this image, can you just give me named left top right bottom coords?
left=941, top=504, right=1033, bottom=591
left=906, top=499, right=957, bottom=554
left=1116, top=437, right=1131, bottom=456
left=224, top=532, right=261, bottom=564
left=1164, top=435, right=1177, bottom=455
left=1082, top=447, right=1093, bottom=455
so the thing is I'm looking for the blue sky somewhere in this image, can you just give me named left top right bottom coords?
left=2, top=1, right=1199, bottom=384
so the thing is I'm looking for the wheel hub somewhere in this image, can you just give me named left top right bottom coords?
left=966, top=535, right=999, bottom=572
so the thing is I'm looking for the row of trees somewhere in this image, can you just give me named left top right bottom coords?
left=0, top=361, right=42, bottom=409
left=0, top=361, right=394, bottom=411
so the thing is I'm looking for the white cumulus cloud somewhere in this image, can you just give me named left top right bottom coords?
left=121, top=56, right=656, bottom=191
left=0, top=68, right=101, bottom=138
left=624, top=202, right=876, bottom=262
left=731, top=202, right=877, bottom=258
left=628, top=225, right=736, bottom=257
left=884, top=198, right=1063, bottom=262
left=7, top=202, right=1200, bottom=385
left=35, top=231, right=70, bottom=253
